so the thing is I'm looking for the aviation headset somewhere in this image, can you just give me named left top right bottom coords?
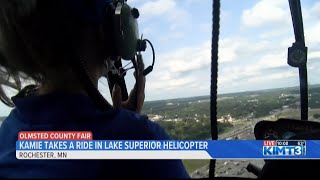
left=73, top=0, right=155, bottom=111
left=101, top=0, right=155, bottom=77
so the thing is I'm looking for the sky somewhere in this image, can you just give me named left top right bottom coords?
left=118, top=0, right=319, bottom=101
left=1, top=0, right=320, bottom=116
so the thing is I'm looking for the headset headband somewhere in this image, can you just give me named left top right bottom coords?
left=62, top=0, right=113, bottom=23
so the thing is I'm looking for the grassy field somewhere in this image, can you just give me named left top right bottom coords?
left=272, top=108, right=320, bottom=120
left=309, top=108, right=320, bottom=116
left=182, top=160, right=210, bottom=174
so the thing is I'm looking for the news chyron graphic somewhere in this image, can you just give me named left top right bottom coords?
left=17, top=131, right=211, bottom=159
left=263, top=140, right=306, bottom=156
left=16, top=131, right=320, bottom=159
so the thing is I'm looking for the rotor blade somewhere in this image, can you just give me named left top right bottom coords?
left=288, top=0, right=305, bottom=44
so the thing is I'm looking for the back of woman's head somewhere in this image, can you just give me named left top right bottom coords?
left=0, top=0, right=113, bottom=105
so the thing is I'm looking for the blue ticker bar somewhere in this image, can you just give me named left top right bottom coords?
left=16, top=140, right=320, bottom=159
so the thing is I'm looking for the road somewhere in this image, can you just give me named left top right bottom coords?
left=191, top=109, right=308, bottom=178
left=192, top=118, right=265, bottom=178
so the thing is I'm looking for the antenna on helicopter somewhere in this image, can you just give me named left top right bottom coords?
left=288, top=0, right=308, bottom=121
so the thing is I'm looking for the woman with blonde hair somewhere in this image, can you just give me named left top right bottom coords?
left=0, top=0, right=189, bottom=178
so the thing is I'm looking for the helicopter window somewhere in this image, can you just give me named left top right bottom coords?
left=215, top=0, right=320, bottom=178
left=0, top=85, right=16, bottom=125
left=98, top=76, right=113, bottom=106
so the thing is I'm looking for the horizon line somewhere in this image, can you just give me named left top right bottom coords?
left=144, top=83, right=320, bottom=102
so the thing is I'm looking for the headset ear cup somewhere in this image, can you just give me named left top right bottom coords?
left=113, top=2, right=140, bottom=60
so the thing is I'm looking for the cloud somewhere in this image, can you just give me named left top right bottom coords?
left=148, top=75, right=196, bottom=91
left=220, top=37, right=289, bottom=61
left=241, top=0, right=290, bottom=28
left=247, top=71, right=296, bottom=83
left=157, top=41, right=211, bottom=74
left=259, top=28, right=291, bottom=39
left=142, top=27, right=153, bottom=35
left=175, top=37, right=278, bottom=69
left=311, top=2, right=320, bottom=17
left=219, top=38, right=243, bottom=63
left=144, top=32, right=293, bottom=97
left=257, top=52, right=287, bottom=69
left=245, top=0, right=320, bottom=47
left=144, top=41, right=213, bottom=96
left=129, top=0, right=148, bottom=4
left=184, top=0, right=198, bottom=6
left=218, top=50, right=290, bottom=86
left=156, top=39, right=239, bottom=75
left=168, top=9, right=191, bottom=30
left=218, top=63, right=299, bottom=94
left=309, top=51, right=320, bottom=61
left=139, top=0, right=175, bottom=17
left=147, top=21, right=305, bottom=96
left=158, top=31, right=185, bottom=43
left=199, top=22, right=211, bottom=33
left=137, top=0, right=192, bottom=36
left=305, top=22, right=320, bottom=48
